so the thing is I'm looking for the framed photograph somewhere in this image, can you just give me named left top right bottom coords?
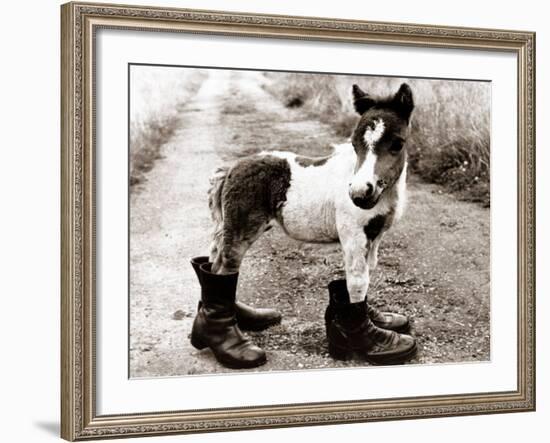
left=61, top=1, right=535, bottom=440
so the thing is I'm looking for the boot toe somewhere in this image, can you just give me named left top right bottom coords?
left=235, top=302, right=283, bottom=331
left=267, top=309, right=283, bottom=322
left=241, top=345, right=267, bottom=366
left=216, top=343, right=267, bottom=369
left=258, top=309, right=283, bottom=328
left=385, top=333, right=417, bottom=363
left=396, top=333, right=416, bottom=352
left=390, top=313, right=410, bottom=331
left=375, top=312, right=410, bottom=333
left=366, top=332, right=417, bottom=365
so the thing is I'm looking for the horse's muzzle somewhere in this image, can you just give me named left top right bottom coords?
left=349, top=185, right=380, bottom=210
left=351, top=195, right=379, bottom=210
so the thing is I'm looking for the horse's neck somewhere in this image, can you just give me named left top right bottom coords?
left=392, top=162, right=408, bottom=221
left=290, top=144, right=354, bottom=214
left=369, top=160, right=408, bottom=221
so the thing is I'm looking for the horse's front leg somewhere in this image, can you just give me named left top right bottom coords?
left=339, top=227, right=370, bottom=303
left=367, top=232, right=384, bottom=270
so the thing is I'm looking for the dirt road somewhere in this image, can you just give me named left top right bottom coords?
left=129, top=70, right=490, bottom=377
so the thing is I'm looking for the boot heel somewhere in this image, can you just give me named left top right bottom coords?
left=328, top=342, right=351, bottom=361
left=190, top=334, right=208, bottom=350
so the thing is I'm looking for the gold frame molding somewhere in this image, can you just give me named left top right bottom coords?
left=61, top=1, right=536, bottom=440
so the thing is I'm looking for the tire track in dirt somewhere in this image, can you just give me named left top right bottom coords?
left=130, top=70, right=490, bottom=377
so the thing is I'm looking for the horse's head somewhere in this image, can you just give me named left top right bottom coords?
left=348, top=83, right=414, bottom=210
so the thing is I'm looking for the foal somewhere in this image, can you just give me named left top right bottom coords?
left=208, top=83, right=414, bottom=304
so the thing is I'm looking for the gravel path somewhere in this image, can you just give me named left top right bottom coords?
left=129, top=70, right=490, bottom=377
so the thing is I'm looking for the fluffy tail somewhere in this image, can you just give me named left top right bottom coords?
left=207, top=166, right=230, bottom=261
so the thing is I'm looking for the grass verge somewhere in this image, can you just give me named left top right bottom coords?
left=130, top=68, right=207, bottom=187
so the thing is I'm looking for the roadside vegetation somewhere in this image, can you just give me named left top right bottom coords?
left=264, top=73, right=491, bottom=206
left=130, top=66, right=206, bottom=186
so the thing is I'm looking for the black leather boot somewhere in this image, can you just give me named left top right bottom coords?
left=325, top=279, right=410, bottom=333
left=326, top=280, right=417, bottom=365
left=191, top=256, right=282, bottom=331
left=190, top=263, right=267, bottom=369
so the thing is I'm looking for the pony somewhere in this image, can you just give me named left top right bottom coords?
left=208, top=83, right=414, bottom=303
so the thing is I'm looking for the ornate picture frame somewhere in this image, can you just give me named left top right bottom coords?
left=61, top=1, right=535, bottom=440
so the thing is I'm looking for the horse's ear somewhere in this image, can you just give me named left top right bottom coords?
left=392, top=83, right=414, bottom=120
left=352, top=84, right=376, bottom=115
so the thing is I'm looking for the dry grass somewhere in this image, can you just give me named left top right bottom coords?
left=264, top=72, right=491, bottom=206
left=130, top=66, right=206, bottom=186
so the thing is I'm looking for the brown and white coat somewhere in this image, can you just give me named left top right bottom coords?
left=208, top=83, right=414, bottom=303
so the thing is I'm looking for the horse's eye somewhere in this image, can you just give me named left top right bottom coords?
left=390, top=139, right=404, bottom=153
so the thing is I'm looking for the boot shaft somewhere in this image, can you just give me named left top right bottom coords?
left=327, top=279, right=351, bottom=306
left=198, top=262, right=239, bottom=305
left=326, top=279, right=350, bottom=327
left=326, top=279, right=366, bottom=331
left=192, top=262, right=240, bottom=334
left=190, top=256, right=209, bottom=283
left=334, top=300, right=369, bottom=331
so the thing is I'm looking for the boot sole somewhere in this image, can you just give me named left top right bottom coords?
left=365, top=342, right=418, bottom=365
left=216, top=353, right=267, bottom=370
left=191, top=335, right=268, bottom=369
left=329, top=342, right=418, bottom=365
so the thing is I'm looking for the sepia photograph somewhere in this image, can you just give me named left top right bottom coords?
left=58, top=3, right=536, bottom=439
left=128, top=65, right=491, bottom=377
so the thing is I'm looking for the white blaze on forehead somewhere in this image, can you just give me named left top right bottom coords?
left=350, top=119, right=384, bottom=193
left=364, top=118, right=385, bottom=148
